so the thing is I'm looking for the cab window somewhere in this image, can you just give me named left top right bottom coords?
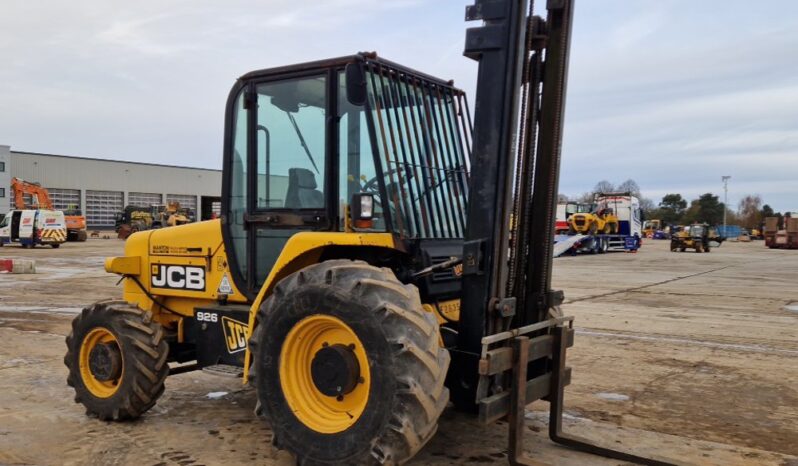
left=256, top=76, right=327, bottom=210
left=337, top=71, right=385, bottom=231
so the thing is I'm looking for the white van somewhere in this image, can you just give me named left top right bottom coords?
left=0, top=209, right=67, bottom=248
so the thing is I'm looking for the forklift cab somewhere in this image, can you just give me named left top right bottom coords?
left=221, top=55, right=471, bottom=298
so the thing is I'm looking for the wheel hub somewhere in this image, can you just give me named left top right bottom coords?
left=311, top=344, right=360, bottom=397
left=88, top=342, right=122, bottom=382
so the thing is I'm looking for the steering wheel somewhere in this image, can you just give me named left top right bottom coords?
left=360, top=167, right=401, bottom=194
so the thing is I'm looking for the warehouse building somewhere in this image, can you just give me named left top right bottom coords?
left=0, top=145, right=222, bottom=228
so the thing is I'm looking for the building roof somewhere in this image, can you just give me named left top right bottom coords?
left=10, top=149, right=221, bottom=173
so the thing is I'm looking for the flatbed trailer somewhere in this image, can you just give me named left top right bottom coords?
left=554, top=233, right=641, bottom=256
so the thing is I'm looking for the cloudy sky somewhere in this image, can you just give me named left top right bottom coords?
left=1, top=0, right=797, bottom=212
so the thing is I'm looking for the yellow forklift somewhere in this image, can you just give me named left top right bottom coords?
left=64, top=1, right=672, bottom=464
left=670, top=223, right=712, bottom=253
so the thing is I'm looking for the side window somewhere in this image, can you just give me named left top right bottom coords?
left=229, top=90, right=249, bottom=279
left=256, top=76, right=327, bottom=209
left=338, top=72, right=385, bottom=231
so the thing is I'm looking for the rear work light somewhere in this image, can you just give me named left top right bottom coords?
left=350, top=193, right=374, bottom=229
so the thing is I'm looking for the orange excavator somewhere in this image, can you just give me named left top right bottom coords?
left=10, top=177, right=88, bottom=241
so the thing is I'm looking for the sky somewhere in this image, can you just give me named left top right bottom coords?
left=1, top=0, right=797, bottom=212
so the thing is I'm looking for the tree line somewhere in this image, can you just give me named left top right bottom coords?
left=560, top=180, right=777, bottom=229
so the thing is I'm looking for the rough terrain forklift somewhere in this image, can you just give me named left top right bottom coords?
left=64, top=1, right=673, bottom=464
left=670, top=223, right=712, bottom=253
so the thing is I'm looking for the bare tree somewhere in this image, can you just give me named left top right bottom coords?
left=616, top=179, right=641, bottom=198
left=593, top=180, right=614, bottom=194
left=737, top=194, right=763, bottom=229
left=576, top=191, right=595, bottom=203
left=557, top=193, right=570, bottom=203
left=639, top=197, right=655, bottom=213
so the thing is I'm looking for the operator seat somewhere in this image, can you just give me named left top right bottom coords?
left=285, top=168, right=323, bottom=209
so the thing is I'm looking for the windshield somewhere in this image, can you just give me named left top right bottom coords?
left=363, top=62, right=471, bottom=239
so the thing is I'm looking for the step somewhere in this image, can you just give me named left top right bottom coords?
left=201, top=364, right=244, bottom=378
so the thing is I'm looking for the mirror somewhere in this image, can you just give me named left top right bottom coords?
left=345, top=63, right=367, bottom=106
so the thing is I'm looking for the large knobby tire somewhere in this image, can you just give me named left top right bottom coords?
left=249, top=260, right=450, bottom=465
left=64, top=301, right=169, bottom=421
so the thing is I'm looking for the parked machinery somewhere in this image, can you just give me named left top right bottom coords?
left=10, top=177, right=87, bottom=241
left=671, top=223, right=712, bottom=253
left=764, top=215, right=798, bottom=249
left=115, top=206, right=155, bottom=239
left=567, top=198, right=619, bottom=235
left=643, top=219, right=661, bottom=238
left=151, top=202, right=192, bottom=228
left=115, top=202, right=193, bottom=239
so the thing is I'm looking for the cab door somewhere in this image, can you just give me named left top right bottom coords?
left=223, top=71, right=335, bottom=296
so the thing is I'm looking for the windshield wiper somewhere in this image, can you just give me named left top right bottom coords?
left=286, top=111, right=320, bottom=174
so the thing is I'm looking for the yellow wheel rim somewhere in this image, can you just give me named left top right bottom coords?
left=279, top=315, right=371, bottom=434
left=79, top=327, right=123, bottom=398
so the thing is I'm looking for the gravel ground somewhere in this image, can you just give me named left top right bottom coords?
left=0, top=237, right=796, bottom=465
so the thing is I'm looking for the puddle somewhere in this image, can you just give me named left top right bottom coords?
left=785, top=302, right=798, bottom=313
left=595, top=392, right=630, bottom=402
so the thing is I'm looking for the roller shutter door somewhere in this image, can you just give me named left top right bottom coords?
left=129, top=192, right=162, bottom=207
left=166, top=194, right=197, bottom=213
left=86, top=190, right=123, bottom=227
left=46, top=188, right=81, bottom=211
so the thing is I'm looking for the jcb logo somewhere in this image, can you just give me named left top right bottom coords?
left=222, top=317, right=248, bottom=354
left=151, top=264, right=205, bottom=291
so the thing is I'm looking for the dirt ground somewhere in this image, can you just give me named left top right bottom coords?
left=0, top=238, right=796, bottom=466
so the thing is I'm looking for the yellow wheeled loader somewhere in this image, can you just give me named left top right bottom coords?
left=64, top=1, right=673, bottom=465
left=567, top=204, right=619, bottom=235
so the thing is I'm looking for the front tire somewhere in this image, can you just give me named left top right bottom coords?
left=250, top=260, right=450, bottom=465
left=64, top=301, right=168, bottom=421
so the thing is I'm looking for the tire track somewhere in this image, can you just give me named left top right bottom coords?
left=565, top=265, right=733, bottom=304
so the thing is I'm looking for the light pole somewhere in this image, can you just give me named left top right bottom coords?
left=722, top=175, right=731, bottom=231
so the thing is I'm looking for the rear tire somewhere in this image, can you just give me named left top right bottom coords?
left=250, top=260, right=450, bottom=465
left=51, top=243, right=61, bottom=249
left=64, top=301, right=168, bottom=421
